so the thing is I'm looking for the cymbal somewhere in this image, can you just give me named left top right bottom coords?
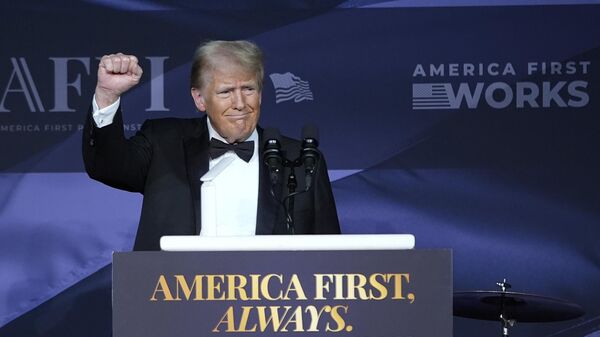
left=454, top=291, right=585, bottom=322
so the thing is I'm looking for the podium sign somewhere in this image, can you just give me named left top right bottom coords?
left=113, top=249, right=452, bottom=337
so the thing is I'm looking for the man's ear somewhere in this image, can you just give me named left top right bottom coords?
left=190, top=87, right=207, bottom=112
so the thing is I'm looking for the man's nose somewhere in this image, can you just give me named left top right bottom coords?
left=231, top=89, right=245, bottom=110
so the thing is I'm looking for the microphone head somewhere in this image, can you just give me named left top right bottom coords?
left=263, top=127, right=281, bottom=147
left=264, top=127, right=281, bottom=141
left=263, top=127, right=282, bottom=185
left=301, top=124, right=319, bottom=147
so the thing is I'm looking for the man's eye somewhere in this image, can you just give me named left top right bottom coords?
left=217, top=90, right=231, bottom=97
left=243, top=87, right=256, bottom=94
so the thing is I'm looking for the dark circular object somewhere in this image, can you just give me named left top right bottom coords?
left=454, top=291, right=585, bottom=322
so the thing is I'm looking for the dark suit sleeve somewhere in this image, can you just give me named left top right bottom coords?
left=311, top=154, right=341, bottom=234
left=82, top=104, right=152, bottom=193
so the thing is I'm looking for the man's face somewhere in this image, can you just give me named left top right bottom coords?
left=191, top=64, right=261, bottom=143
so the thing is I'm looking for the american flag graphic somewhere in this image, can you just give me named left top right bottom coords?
left=412, top=83, right=455, bottom=109
left=269, top=72, right=314, bottom=104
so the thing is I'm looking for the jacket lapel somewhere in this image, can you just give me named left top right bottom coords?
left=183, top=117, right=209, bottom=235
left=256, top=127, right=282, bottom=234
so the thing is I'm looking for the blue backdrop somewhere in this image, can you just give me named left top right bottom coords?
left=1, top=1, right=599, bottom=336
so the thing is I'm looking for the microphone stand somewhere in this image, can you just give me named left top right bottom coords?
left=280, top=150, right=320, bottom=235
left=264, top=126, right=319, bottom=235
left=285, top=165, right=297, bottom=234
left=281, top=157, right=303, bottom=235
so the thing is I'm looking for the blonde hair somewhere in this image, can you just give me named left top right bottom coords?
left=190, top=40, right=264, bottom=91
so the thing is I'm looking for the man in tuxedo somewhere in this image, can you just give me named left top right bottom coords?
left=83, top=40, right=340, bottom=250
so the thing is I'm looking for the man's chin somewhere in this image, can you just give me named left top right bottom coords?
left=225, top=127, right=254, bottom=143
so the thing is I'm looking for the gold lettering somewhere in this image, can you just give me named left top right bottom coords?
left=150, top=275, right=174, bottom=301
left=284, top=274, right=307, bottom=300
left=249, top=274, right=261, bottom=300
left=389, top=273, right=410, bottom=300
left=174, top=275, right=203, bottom=300
left=206, top=275, right=225, bottom=300
left=256, top=306, right=288, bottom=332
left=346, top=273, right=368, bottom=300
left=333, top=274, right=345, bottom=300
left=212, top=306, right=236, bottom=332
left=226, top=274, right=247, bottom=301
left=304, top=305, right=330, bottom=332
left=237, top=306, right=257, bottom=332
left=280, top=306, right=304, bottom=332
left=368, top=273, right=388, bottom=300
left=326, top=305, right=349, bottom=332
left=314, top=274, right=333, bottom=300
left=260, top=274, right=283, bottom=300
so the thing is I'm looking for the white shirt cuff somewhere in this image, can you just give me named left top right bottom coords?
left=92, top=95, right=120, bottom=128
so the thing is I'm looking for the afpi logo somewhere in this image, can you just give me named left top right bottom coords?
left=411, top=61, right=590, bottom=110
left=0, top=56, right=169, bottom=113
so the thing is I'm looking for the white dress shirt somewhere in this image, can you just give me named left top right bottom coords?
left=91, top=96, right=259, bottom=236
left=205, top=119, right=259, bottom=236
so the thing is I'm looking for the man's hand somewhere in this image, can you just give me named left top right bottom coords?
left=95, top=53, right=143, bottom=109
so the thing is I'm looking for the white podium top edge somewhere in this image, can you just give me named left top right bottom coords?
left=160, top=234, right=415, bottom=252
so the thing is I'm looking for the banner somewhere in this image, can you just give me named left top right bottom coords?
left=113, top=250, right=452, bottom=337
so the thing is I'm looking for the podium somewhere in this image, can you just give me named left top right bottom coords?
left=113, top=235, right=452, bottom=337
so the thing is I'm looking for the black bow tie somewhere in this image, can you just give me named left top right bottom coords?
left=209, top=138, right=254, bottom=162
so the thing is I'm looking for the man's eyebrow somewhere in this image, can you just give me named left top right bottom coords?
left=216, top=85, right=235, bottom=91
left=217, top=81, right=256, bottom=89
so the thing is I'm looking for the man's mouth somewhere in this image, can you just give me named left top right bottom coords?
left=225, top=113, right=250, bottom=120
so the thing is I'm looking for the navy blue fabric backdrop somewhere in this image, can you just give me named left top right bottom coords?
left=1, top=1, right=599, bottom=336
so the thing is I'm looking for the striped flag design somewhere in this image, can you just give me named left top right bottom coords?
left=412, top=83, right=455, bottom=109
left=269, top=72, right=314, bottom=104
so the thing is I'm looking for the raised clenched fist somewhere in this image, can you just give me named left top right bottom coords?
left=95, top=53, right=143, bottom=108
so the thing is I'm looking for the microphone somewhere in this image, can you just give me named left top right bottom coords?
left=263, top=128, right=282, bottom=185
left=301, top=124, right=320, bottom=190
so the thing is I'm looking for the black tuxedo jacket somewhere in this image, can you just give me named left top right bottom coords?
left=82, top=107, right=340, bottom=250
